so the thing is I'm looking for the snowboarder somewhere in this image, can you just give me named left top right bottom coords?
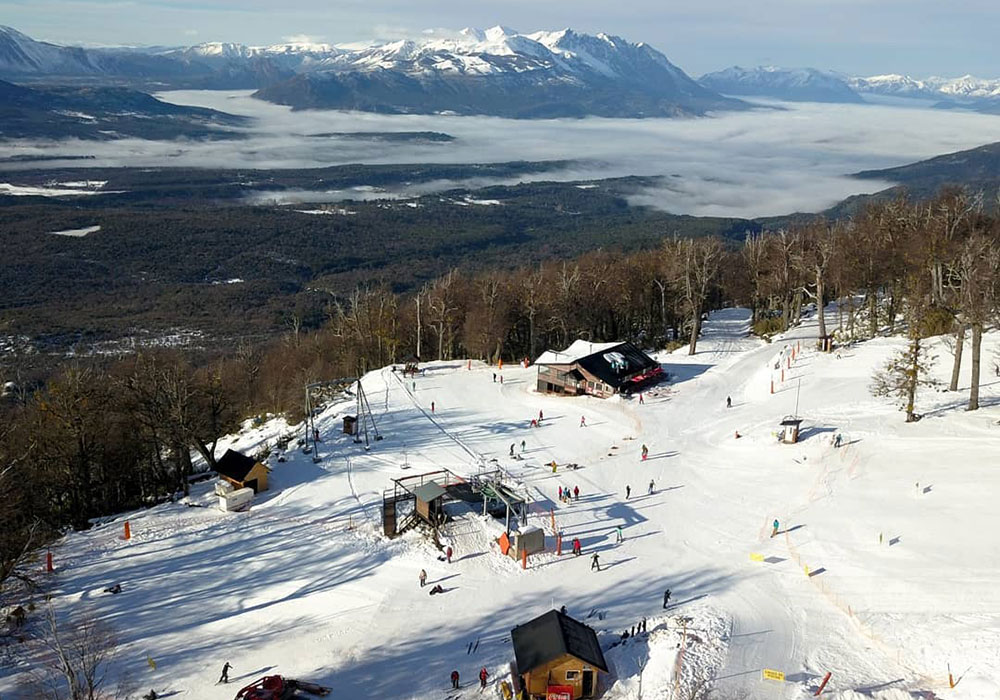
left=479, top=667, right=489, bottom=689
left=572, top=538, right=581, bottom=556
left=663, top=589, right=671, bottom=609
left=615, top=525, right=624, bottom=543
left=591, top=552, right=601, bottom=571
left=431, top=401, right=435, bottom=413
left=641, top=444, right=648, bottom=461
left=520, top=439, right=526, bottom=452
left=446, top=546, right=453, bottom=563
left=419, top=569, right=427, bottom=587
left=510, top=443, right=515, bottom=457
left=771, top=519, right=779, bottom=538
left=726, top=396, right=732, bottom=408
left=451, top=670, right=460, bottom=689
left=573, top=485, right=579, bottom=500
left=580, top=415, right=586, bottom=427
left=648, top=479, right=655, bottom=495
left=834, top=433, right=843, bottom=448
left=219, top=662, right=232, bottom=684
left=103, top=583, right=122, bottom=594
left=625, top=485, right=631, bottom=500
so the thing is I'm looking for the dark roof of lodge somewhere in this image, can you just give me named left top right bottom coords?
left=511, top=610, right=608, bottom=673
left=575, top=342, right=658, bottom=389
left=214, top=449, right=259, bottom=482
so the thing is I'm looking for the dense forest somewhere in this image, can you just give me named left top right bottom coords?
left=3, top=186, right=1000, bottom=604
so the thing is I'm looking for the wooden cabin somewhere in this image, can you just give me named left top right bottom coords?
left=412, top=480, right=447, bottom=527
left=535, top=340, right=662, bottom=398
left=511, top=610, right=608, bottom=699
left=214, top=449, right=268, bottom=493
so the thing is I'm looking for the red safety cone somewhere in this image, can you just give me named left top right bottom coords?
left=124, top=521, right=131, bottom=540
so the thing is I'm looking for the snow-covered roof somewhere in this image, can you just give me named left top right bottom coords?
left=535, top=339, right=622, bottom=365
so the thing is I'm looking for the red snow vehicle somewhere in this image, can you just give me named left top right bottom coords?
left=234, top=675, right=331, bottom=699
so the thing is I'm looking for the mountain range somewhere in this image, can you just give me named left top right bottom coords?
left=698, top=65, right=1000, bottom=112
left=0, top=25, right=745, bottom=118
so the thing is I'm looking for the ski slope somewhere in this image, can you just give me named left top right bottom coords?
left=5, top=308, right=999, bottom=699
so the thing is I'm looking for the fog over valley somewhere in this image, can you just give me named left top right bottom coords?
left=4, top=90, right=1000, bottom=217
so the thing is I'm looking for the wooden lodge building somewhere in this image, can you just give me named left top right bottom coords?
left=535, top=340, right=662, bottom=398
left=511, top=609, right=608, bottom=700
left=214, top=449, right=269, bottom=493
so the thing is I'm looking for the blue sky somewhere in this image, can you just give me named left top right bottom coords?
left=3, top=0, right=998, bottom=77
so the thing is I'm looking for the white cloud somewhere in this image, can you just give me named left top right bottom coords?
left=282, top=33, right=325, bottom=44
left=3, top=91, right=998, bottom=218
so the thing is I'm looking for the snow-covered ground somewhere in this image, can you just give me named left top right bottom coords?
left=5, top=308, right=999, bottom=699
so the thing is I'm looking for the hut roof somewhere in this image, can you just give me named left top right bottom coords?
left=214, top=449, right=259, bottom=482
left=511, top=610, right=608, bottom=673
left=412, top=481, right=447, bottom=503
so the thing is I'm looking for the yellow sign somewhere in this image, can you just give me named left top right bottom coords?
left=749, top=552, right=764, bottom=562
left=762, top=669, right=785, bottom=682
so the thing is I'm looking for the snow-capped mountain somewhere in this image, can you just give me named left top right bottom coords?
left=849, top=73, right=1000, bottom=100
left=698, top=66, right=863, bottom=103
left=0, top=25, right=746, bottom=118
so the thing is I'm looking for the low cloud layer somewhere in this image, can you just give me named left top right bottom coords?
left=2, top=91, right=998, bottom=218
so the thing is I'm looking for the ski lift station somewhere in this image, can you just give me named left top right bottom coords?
left=382, top=466, right=531, bottom=538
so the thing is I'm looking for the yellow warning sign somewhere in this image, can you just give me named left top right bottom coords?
left=749, top=552, right=764, bottom=562
left=762, top=668, right=785, bottom=682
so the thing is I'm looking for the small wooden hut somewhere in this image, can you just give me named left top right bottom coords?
left=511, top=610, right=608, bottom=699
left=214, top=449, right=268, bottom=493
left=412, top=480, right=447, bottom=527
left=779, top=417, right=803, bottom=444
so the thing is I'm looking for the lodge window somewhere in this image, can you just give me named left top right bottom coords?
left=565, top=670, right=580, bottom=680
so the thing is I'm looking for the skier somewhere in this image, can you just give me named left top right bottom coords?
left=771, top=519, right=779, bottom=538
left=641, top=444, right=648, bottom=461
left=451, top=670, right=460, bottom=689
left=493, top=372, right=497, bottom=383
left=510, top=443, right=515, bottom=457
left=591, top=552, right=601, bottom=571
left=521, top=439, right=526, bottom=452
left=625, top=485, right=631, bottom=500
left=558, top=486, right=563, bottom=501
left=663, top=589, right=671, bottom=609
left=419, top=569, right=427, bottom=587
left=639, top=393, right=644, bottom=405
left=834, top=433, right=843, bottom=448
left=431, top=401, right=435, bottom=413
left=573, top=537, right=581, bottom=556
left=726, top=396, right=732, bottom=408
left=615, top=525, right=624, bottom=543
left=500, top=375, right=504, bottom=384
left=580, top=415, right=586, bottom=427
left=219, top=662, right=233, bottom=684
left=539, top=410, right=544, bottom=422
left=479, top=667, right=489, bottom=689
left=446, top=546, right=453, bottom=563
left=648, top=479, right=655, bottom=495
left=573, top=485, right=579, bottom=500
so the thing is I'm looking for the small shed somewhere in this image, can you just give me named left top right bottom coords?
left=343, top=415, right=358, bottom=435
left=779, top=417, right=803, bottom=444
left=819, top=334, right=835, bottom=353
left=214, top=449, right=269, bottom=493
left=511, top=610, right=608, bottom=699
left=412, top=480, right=447, bottom=527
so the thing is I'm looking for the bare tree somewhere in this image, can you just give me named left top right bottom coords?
left=17, top=604, right=130, bottom=700
left=667, top=236, right=725, bottom=355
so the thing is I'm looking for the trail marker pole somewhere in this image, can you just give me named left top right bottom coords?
left=556, top=533, right=562, bottom=555
left=46, top=551, right=53, bottom=573
left=814, top=672, right=831, bottom=696
left=521, top=548, right=527, bottom=570
left=124, top=521, right=131, bottom=540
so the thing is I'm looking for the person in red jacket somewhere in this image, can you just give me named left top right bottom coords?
left=446, top=545, right=453, bottom=563
left=450, top=670, right=460, bottom=689
left=479, top=667, right=489, bottom=689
